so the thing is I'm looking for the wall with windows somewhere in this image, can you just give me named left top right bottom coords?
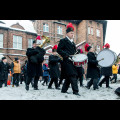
left=87, top=20, right=103, bottom=52
left=33, top=20, right=78, bottom=46
left=0, top=28, right=37, bottom=63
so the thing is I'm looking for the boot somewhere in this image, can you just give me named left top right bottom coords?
left=73, top=92, right=81, bottom=96
left=12, top=84, right=14, bottom=87
left=98, top=83, right=102, bottom=87
left=48, top=87, right=54, bottom=89
left=34, top=87, right=39, bottom=90
left=106, top=86, right=112, bottom=89
left=25, top=85, right=29, bottom=91
left=85, top=86, right=90, bottom=89
left=56, top=87, right=61, bottom=90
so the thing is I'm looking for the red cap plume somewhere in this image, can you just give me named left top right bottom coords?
left=80, top=49, right=83, bottom=53
left=36, top=36, right=41, bottom=40
left=103, top=43, right=110, bottom=48
left=67, top=23, right=74, bottom=31
left=52, top=45, right=58, bottom=50
left=84, top=43, right=90, bottom=52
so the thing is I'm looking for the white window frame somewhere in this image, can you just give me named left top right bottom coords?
left=96, top=29, right=100, bottom=37
left=43, top=24, right=49, bottom=32
left=28, top=39, right=34, bottom=48
left=96, top=45, right=100, bottom=53
left=13, top=35, right=22, bottom=49
left=0, top=34, right=3, bottom=48
left=91, top=27, right=93, bottom=35
left=88, top=27, right=91, bottom=35
left=57, top=26, right=63, bottom=35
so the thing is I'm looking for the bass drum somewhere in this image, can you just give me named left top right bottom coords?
left=96, top=49, right=117, bottom=67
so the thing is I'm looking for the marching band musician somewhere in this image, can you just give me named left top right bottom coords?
left=25, top=40, right=46, bottom=91
left=85, top=43, right=100, bottom=90
left=98, top=43, right=112, bottom=89
left=57, top=23, right=80, bottom=96
left=76, top=49, right=85, bottom=87
left=48, top=45, right=61, bottom=90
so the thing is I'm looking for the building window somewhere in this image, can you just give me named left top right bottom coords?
left=43, top=23, right=49, bottom=32
left=57, top=26, right=63, bottom=35
left=0, top=34, right=3, bottom=48
left=96, top=45, right=101, bottom=53
left=13, top=35, right=22, bottom=49
left=88, top=27, right=93, bottom=35
left=91, top=27, right=93, bottom=35
left=88, top=27, right=91, bottom=35
left=96, top=29, right=100, bottom=37
left=28, top=39, right=34, bottom=48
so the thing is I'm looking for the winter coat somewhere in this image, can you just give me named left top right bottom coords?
left=0, top=61, right=10, bottom=81
left=57, top=37, right=78, bottom=77
left=101, top=66, right=112, bottom=76
left=112, top=65, right=118, bottom=74
left=26, top=47, right=45, bottom=77
left=11, top=61, right=21, bottom=74
left=43, top=64, right=49, bottom=77
left=59, top=60, right=66, bottom=79
left=49, top=55, right=61, bottom=79
left=86, top=52, right=100, bottom=79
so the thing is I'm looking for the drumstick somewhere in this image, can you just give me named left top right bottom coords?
left=98, top=58, right=104, bottom=62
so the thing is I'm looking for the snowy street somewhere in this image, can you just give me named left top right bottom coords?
left=0, top=79, right=120, bottom=100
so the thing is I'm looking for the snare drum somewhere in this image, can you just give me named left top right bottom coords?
left=97, top=49, right=117, bottom=67
left=72, top=54, right=88, bottom=67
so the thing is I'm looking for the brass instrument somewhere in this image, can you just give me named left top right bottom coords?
left=37, top=35, right=50, bottom=48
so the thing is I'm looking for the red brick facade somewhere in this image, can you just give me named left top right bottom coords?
left=0, top=23, right=37, bottom=65
left=32, top=20, right=105, bottom=54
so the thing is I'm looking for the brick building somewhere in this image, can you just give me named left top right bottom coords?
left=0, top=20, right=37, bottom=64
left=0, top=20, right=107, bottom=65
left=32, top=20, right=107, bottom=56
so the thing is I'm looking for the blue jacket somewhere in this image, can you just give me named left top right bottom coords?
left=43, top=64, right=49, bottom=77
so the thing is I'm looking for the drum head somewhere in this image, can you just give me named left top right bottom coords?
left=72, top=54, right=88, bottom=62
left=97, top=49, right=116, bottom=67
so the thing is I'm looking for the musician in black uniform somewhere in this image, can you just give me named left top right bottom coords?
left=26, top=40, right=46, bottom=91
left=85, top=43, right=100, bottom=90
left=76, top=49, right=85, bottom=87
left=57, top=23, right=80, bottom=96
left=98, top=43, right=112, bottom=89
left=48, top=45, right=61, bottom=90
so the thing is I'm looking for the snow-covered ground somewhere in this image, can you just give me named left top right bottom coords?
left=0, top=79, right=120, bottom=100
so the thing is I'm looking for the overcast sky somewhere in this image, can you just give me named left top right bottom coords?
left=105, top=20, right=120, bottom=55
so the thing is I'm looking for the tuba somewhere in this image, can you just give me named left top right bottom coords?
left=37, top=35, right=50, bottom=48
